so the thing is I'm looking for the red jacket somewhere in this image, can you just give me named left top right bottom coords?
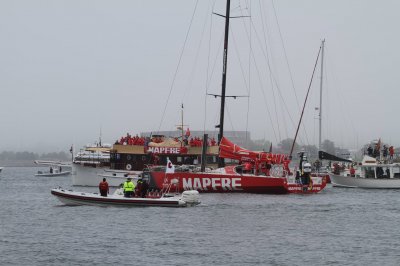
left=99, top=181, right=109, bottom=193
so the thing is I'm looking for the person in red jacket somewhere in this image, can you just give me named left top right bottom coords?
left=350, top=166, right=356, bottom=177
left=389, top=146, right=395, bottom=161
left=99, top=178, right=109, bottom=197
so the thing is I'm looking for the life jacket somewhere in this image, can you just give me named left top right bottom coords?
left=99, top=182, right=108, bottom=191
left=123, top=181, right=135, bottom=192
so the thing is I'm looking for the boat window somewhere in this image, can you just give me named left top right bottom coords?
left=393, top=166, right=400, bottom=178
left=364, top=167, right=375, bottom=178
left=376, top=167, right=384, bottom=178
left=383, top=167, right=390, bottom=178
left=177, top=157, right=182, bottom=163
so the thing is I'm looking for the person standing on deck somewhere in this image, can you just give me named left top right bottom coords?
left=123, top=177, right=135, bottom=198
left=99, top=178, right=109, bottom=197
left=389, top=146, right=395, bottom=161
left=350, top=166, right=355, bottom=177
left=302, top=163, right=312, bottom=185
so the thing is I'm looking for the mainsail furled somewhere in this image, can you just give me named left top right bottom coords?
left=219, top=137, right=289, bottom=164
left=318, top=150, right=352, bottom=163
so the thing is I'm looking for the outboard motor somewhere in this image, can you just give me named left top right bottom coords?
left=181, top=190, right=200, bottom=206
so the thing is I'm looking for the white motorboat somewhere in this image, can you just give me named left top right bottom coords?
left=71, top=143, right=112, bottom=186
left=330, top=155, right=400, bottom=188
left=51, top=187, right=200, bottom=207
left=35, top=168, right=71, bottom=177
left=34, top=161, right=71, bottom=177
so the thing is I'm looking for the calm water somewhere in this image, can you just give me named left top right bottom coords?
left=1, top=167, right=400, bottom=266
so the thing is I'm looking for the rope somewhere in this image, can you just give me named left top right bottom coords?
left=157, top=0, right=200, bottom=133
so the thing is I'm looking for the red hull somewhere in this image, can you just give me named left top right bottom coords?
left=151, top=171, right=326, bottom=194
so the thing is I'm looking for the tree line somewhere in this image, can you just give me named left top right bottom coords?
left=0, top=151, right=70, bottom=161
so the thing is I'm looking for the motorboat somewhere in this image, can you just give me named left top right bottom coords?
left=51, top=187, right=200, bottom=207
left=34, top=161, right=71, bottom=177
left=71, top=142, right=112, bottom=186
left=330, top=155, right=400, bottom=188
left=0, top=167, right=3, bottom=173
left=35, top=168, right=71, bottom=177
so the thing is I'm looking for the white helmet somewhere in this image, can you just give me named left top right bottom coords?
left=303, top=163, right=312, bottom=173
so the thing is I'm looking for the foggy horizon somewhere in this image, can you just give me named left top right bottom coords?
left=1, top=1, right=399, bottom=153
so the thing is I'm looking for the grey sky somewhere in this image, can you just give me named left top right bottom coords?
left=0, top=0, right=399, bottom=153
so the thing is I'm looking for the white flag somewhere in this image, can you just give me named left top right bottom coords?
left=166, top=157, right=175, bottom=173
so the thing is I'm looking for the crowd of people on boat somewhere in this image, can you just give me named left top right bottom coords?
left=115, top=133, right=218, bottom=147
left=188, top=137, right=217, bottom=147
left=116, top=133, right=147, bottom=146
left=366, top=143, right=395, bottom=161
left=98, top=177, right=153, bottom=198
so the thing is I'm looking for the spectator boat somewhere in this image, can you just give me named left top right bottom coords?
left=72, top=134, right=219, bottom=187
left=51, top=188, right=199, bottom=207
left=71, top=142, right=113, bottom=186
left=34, top=160, right=71, bottom=177
left=51, top=176, right=200, bottom=207
left=330, top=155, right=400, bottom=188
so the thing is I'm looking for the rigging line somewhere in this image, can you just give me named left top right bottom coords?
left=249, top=18, right=310, bottom=146
left=237, top=0, right=252, bottom=145
left=248, top=43, right=279, bottom=144
left=229, top=27, right=252, bottom=145
left=289, top=44, right=322, bottom=158
left=225, top=104, right=236, bottom=138
left=157, top=0, right=200, bottom=133
left=233, top=3, right=279, bottom=144
left=204, top=0, right=217, bottom=133
left=259, top=0, right=309, bottom=145
left=258, top=0, right=282, bottom=142
left=325, top=47, right=356, bottom=135
left=271, top=0, right=301, bottom=111
left=230, top=29, right=250, bottom=93
left=205, top=36, right=225, bottom=94
left=182, top=0, right=212, bottom=104
left=245, top=0, right=251, bottom=146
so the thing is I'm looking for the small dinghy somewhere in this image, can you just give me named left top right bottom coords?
left=51, top=188, right=200, bottom=207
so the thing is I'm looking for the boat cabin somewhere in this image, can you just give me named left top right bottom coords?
left=110, top=136, right=219, bottom=171
left=357, top=164, right=400, bottom=179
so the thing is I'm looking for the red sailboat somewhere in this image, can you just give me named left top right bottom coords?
left=147, top=0, right=327, bottom=194
left=149, top=137, right=327, bottom=194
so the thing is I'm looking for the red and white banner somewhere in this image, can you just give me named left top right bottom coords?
left=145, top=146, right=188, bottom=154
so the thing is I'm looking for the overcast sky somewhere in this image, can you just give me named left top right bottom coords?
left=0, top=0, right=399, bottom=153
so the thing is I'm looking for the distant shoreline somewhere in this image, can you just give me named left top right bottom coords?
left=0, top=160, right=44, bottom=167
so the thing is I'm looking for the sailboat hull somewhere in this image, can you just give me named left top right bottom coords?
left=151, top=171, right=326, bottom=194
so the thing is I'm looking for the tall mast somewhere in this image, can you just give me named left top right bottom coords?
left=218, top=0, right=231, bottom=167
left=318, top=39, right=325, bottom=151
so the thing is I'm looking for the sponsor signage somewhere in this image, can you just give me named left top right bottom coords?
left=287, top=186, right=321, bottom=191
left=145, top=146, right=188, bottom=154
left=182, top=177, right=242, bottom=191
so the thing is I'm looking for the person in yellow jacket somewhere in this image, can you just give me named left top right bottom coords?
left=123, top=177, right=135, bottom=198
